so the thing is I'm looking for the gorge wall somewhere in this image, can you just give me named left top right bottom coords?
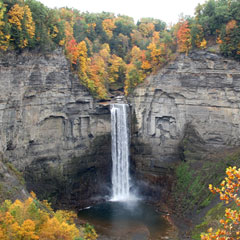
left=129, top=50, right=240, bottom=199
left=0, top=50, right=111, bottom=207
left=1, top=49, right=240, bottom=208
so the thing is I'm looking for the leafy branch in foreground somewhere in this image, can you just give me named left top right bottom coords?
left=0, top=192, right=98, bottom=240
left=201, top=166, right=240, bottom=240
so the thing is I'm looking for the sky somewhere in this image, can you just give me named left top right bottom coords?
left=38, top=0, right=206, bottom=25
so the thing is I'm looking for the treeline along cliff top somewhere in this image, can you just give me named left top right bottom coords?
left=0, top=0, right=239, bottom=98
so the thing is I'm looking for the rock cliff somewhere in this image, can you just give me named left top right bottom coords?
left=129, top=51, right=240, bottom=198
left=0, top=49, right=111, bottom=207
left=1, top=49, right=240, bottom=208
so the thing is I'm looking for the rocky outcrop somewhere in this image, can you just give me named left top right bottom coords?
left=129, top=51, right=240, bottom=198
left=0, top=49, right=111, bottom=207
left=0, top=152, right=28, bottom=202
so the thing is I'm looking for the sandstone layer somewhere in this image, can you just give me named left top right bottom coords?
left=129, top=51, right=240, bottom=198
left=0, top=49, right=111, bottom=207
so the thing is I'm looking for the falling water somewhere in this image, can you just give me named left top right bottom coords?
left=111, top=103, right=130, bottom=201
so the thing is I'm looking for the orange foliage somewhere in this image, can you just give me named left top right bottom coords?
left=177, top=21, right=191, bottom=54
left=102, top=18, right=116, bottom=38
left=65, top=38, right=79, bottom=64
left=226, top=20, right=237, bottom=34
left=88, top=54, right=108, bottom=98
left=201, top=166, right=240, bottom=240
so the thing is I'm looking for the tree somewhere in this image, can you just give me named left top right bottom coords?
left=108, top=54, right=125, bottom=83
left=77, top=40, right=89, bottom=81
left=220, top=19, right=240, bottom=60
left=102, top=18, right=116, bottom=39
left=8, top=3, right=35, bottom=49
left=201, top=166, right=240, bottom=239
left=0, top=2, right=10, bottom=50
left=0, top=193, right=98, bottom=240
left=177, top=20, right=192, bottom=54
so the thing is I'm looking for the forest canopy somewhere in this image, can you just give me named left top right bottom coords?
left=0, top=0, right=239, bottom=98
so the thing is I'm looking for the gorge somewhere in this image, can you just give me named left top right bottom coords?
left=1, top=48, right=240, bottom=238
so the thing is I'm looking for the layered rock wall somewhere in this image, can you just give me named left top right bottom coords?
left=129, top=51, right=240, bottom=195
left=0, top=50, right=111, bottom=207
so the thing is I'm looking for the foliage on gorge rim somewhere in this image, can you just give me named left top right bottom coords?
left=201, top=166, right=240, bottom=240
left=0, top=0, right=239, bottom=98
left=0, top=192, right=98, bottom=240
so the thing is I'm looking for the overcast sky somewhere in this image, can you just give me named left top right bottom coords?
left=38, top=0, right=206, bottom=25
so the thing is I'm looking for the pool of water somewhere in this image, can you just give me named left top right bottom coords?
left=78, top=200, right=175, bottom=240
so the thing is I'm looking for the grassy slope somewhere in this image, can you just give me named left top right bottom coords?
left=171, top=124, right=240, bottom=239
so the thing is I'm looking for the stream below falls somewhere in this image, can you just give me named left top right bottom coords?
left=78, top=200, right=177, bottom=240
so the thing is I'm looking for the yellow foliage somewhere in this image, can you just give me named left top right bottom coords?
left=8, top=3, right=35, bottom=49
left=39, top=217, right=79, bottom=240
left=77, top=41, right=89, bottom=80
left=24, top=5, right=35, bottom=39
left=200, top=38, right=207, bottom=49
left=124, top=63, right=146, bottom=95
left=8, top=4, right=25, bottom=31
left=0, top=194, right=88, bottom=240
left=0, top=2, right=10, bottom=51
left=130, top=46, right=142, bottom=61
left=138, top=22, right=155, bottom=37
left=59, top=39, right=65, bottom=46
left=102, top=18, right=116, bottom=38
left=99, top=43, right=110, bottom=61
left=50, top=25, right=59, bottom=39
left=108, top=54, right=125, bottom=83
left=201, top=166, right=240, bottom=239
left=17, top=219, right=39, bottom=240
left=141, top=60, right=151, bottom=70
left=88, top=54, right=108, bottom=98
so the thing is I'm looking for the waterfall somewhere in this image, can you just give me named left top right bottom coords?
left=111, top=103, right=130, bottom=201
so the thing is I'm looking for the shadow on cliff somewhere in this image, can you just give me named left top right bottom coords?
left=24, top=134, right=112, bottom=210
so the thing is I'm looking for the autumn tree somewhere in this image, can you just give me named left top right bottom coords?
left=201, top=166, right=240, bottom=239
left=0, top=2, right=10, bottom=50
left=88, top=54, right=108, bottom=98
left=138, top=22, right=155, bottom=37
left=124, top=45, right=146, bottom=95
left=8, top=3, right=35, bottom=49
left=65, top=38, right=79, bottom=65
left=176, top=20, right=192, bottom=54
left=220, top=19, right=240, bottom=60
left=108, top=54, right=126, bottom=84
left=102, top=18, right=116, bottom=39
left=76, top=41, right=89, bottom=81
left=0, top=193, right=98, bottom=240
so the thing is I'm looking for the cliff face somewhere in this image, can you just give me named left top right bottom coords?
left=0, top=50, right=111, bottom=207
left=129, top=51, right=240, bottom=198
left=1, top=49, right=240, bottom=207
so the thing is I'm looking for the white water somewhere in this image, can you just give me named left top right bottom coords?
left=111, top=103, right=131, bottom=201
